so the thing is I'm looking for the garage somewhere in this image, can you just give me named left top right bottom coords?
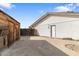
left=29, top=12, right=79, bottom=40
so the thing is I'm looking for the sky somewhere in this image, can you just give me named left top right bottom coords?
left=0, top=3, right=79, bottom=28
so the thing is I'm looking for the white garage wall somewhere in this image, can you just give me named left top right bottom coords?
left=35, top=24, right=50, bottom=37
left=34, top=15, right=79, bottom=40
left=38, top=16, right=79, bottom=25
left=71, top=21, right=79, bottom=40
left=56, top=21, right=72, bottom=38
left=56, top=20, right=79, bottom=40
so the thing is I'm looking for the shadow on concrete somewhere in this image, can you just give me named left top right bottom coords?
left=1, top=36, right=68, bottom=56
left=23, top=40, right=68, bottom=56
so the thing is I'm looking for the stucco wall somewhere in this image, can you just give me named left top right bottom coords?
left=56, top=21, right=79, bottom=40
left=35, top=24, right=50, bottom=37
left=34, top=16, right=79, bottom=40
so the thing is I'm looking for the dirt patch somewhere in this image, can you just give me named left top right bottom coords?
left=65, top=44, right=79, bottom=53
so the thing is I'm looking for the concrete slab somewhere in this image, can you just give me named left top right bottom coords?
left=1, top=36, right=67, bottom=56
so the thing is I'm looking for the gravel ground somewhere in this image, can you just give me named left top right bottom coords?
left=1, top=36, right=67, bottom=56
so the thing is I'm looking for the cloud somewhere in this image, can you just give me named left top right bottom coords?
left=54, top=3, right=79, bottom=12
left=0, top=3, right=15, bottom=8
left=40, top=10, right=45, bottom=14
left=0, top=8, right=4, bottom=10
left=54, top=6, right=72, bottom=12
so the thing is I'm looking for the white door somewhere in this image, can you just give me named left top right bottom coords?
left=52, top=25, right=56, bottom=38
